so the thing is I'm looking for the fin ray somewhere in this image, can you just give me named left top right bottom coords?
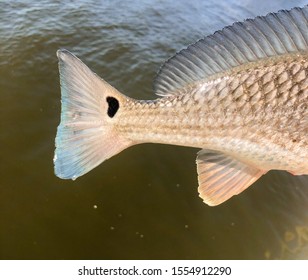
left=154, top=6, right=308, bottom=96
left=54, top=50, right=132, bottom=180
left=196, top=150, right=265, bottom=206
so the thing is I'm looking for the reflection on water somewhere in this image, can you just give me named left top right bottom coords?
left=1, top=0, right=308, bottom=259
left=263, top=226, right=308, bottom=259
left=279, top=226, right=308, bottom=259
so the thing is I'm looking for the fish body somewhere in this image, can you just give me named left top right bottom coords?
left=54, top=6, right=308, bottom=206
left=118, top=55, right=307, bottom=172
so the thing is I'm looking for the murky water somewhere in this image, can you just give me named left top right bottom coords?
left=1, top=0, right=308, bottom=259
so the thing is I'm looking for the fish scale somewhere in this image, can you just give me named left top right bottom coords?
left=118, top=57, right=307, bottom=147
left=54, top=6, right=308, bottom=206
left=111, top=67, right=306, bottom=182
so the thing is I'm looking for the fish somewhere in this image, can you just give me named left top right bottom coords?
left=54, top=6, right=308, bottom=206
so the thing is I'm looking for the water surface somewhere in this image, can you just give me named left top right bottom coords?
left=1, top=0, right=308, bottom=259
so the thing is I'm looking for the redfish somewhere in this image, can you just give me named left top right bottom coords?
left=54, top=6, right=308, bottom=206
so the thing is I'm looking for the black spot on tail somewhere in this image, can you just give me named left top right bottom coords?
left=106, top=96, right=119, bottom=118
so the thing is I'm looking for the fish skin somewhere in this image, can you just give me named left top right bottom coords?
left=117, top=55, right=308, bottom=175
left=54, top=6, right=308, bottom=205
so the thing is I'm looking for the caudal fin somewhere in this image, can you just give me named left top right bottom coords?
left=54, top=50, right=132, bottom=180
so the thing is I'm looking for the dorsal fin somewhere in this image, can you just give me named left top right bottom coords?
left=154, top=6, right=308, bottom=97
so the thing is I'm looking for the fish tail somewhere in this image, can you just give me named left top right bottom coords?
left=54, top=49, right=132, bottom=180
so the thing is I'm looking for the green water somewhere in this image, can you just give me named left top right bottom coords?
left=1, top=0, right=308, bottom=259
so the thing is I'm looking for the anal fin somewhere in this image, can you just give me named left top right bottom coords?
left=196, top=150, right=265, bottom=206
